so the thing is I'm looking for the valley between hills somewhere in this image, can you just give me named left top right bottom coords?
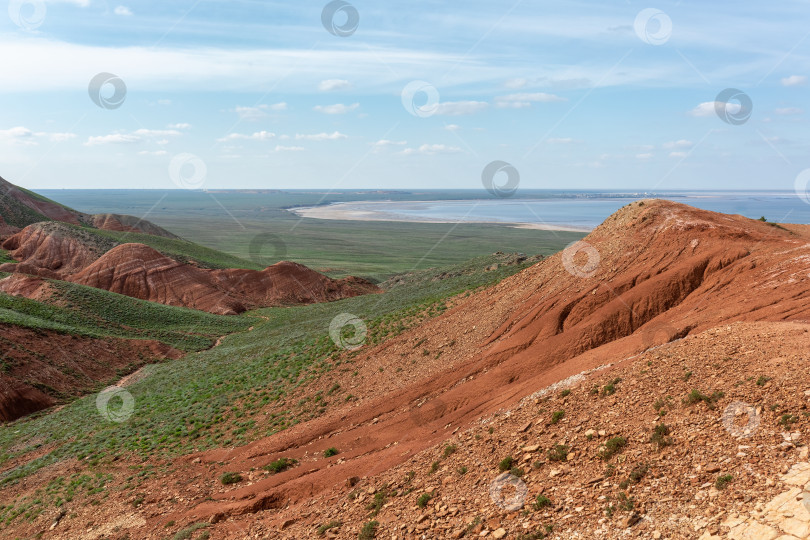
left=1, top=178, right=810, bottom=540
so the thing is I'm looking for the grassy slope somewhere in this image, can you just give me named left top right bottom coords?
left=85, top=226, right=260, bottom=270
left=0, top=279, right=251, bottom=351
left=0, top=255, right=535, bottom=490
left=0, top=191, right=49, bottom=229
left=39, top=190, right=585, bottom=280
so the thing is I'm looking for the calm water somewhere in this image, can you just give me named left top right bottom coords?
left=362, top=192, right=810, bottom=230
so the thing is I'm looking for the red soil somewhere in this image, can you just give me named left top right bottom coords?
left=68, top=243, right=379, bottom=314
left=1, top=223, right=101, bottom=277
left=157, top=200, right=810, bottom=528
left=5, top=200, right=810, bottom=539
left=91, top=213, right=180, bottom=238
left=0, top=323, right=182, bottom=422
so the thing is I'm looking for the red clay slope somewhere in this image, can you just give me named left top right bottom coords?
left=68, top=243, right=379, bottom=315
left=0, top=321, right=182, bottom=422
left=159, top=200, right=810, bottom=527
left=0, top=222, right=105, bottom=278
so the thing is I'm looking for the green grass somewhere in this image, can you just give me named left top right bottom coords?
left=0, top=254, right=537, bottom=505
left=219, top=472, right=242, bottom=485
left=264, top=457, right=297, bottom=474
left=0, top=279, right=250, bottom=351
left=0, top=249, right=14, bottom=264
left=599, top=436, right=627, bottom=460
left=40, top=189, right=585, bottom=281
left=358, top=520, right=379, bottom=539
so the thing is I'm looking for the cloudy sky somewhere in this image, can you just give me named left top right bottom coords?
left=1, top=0, right=809, bottom=190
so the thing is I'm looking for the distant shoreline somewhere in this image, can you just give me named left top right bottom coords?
left=288, top=201, right=593, bottom=232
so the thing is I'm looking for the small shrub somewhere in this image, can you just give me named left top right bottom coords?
left=684, top=389, right=724, bottom=409
left=264, top=457, right=297, bottom=474
left=429, top=461, right=439, bottom=474
left=442, top=444, right=457, bottom=459
left=650, top=423, right=673, bottom=450
left=715, top=474, right=733, bottom=490
left=324, top=447, right=339, bottom=458
left=317, top=520, right=341, bottom=535
left=547, top=444, right=569, bottom=462
left=417, top=492, right=433, bottom=508
left=628, top=462, right=649, bottom=484
left=533, top=494, right=552, bottom=510
left=780, top=414, right=799, bottom=427
left=756, top=376, right=771, bottom=386
left=617, top=491, right=634, bottom=511
left=601, top=384, right=616, bottom=396
left=220, top=472, right=242, bottom=485
left=550, top=410, right=565, bottom=424
left=510, top=467, right=524, bottom=478
left=560, top=389, right=571, bottom=398
left=172, top=523, right=208, bottom=540
left=683, top=371, right=692, bottom=382
left=366, top=488, right=388, bottom=517
left=358, top=520, right=379, bottom=540
left=457, top=466, right=468, bottom=475
left=600, top=436, right=627, bottom=460
left=498, top=456, right=515, bottom=472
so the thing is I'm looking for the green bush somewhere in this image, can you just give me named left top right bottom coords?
left=417, top=492, right=433, bottom=508
left=498, top=456, right=515, bottom=472
left=715, top=474, right=733, bottom=490
left=650, top=423, right=673, bottom=450
left=547, top=444, right=569, bottom=462
left=533, top=494, right=552, bottom=510
left=324, top=447, right=339, bottom=458
left=264, top=457, right=297, bottom=474
left=600, top=437, right=627, bottom=460
left=550, top=410, right=565, bottom=424
left=358, top=520, right=379, bottom=540
left=220, top=472, right=242, bottom=485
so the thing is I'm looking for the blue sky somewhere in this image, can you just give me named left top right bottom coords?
left=1, top=0, right=809, bottom=190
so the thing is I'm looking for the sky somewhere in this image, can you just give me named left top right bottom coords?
left=0, top=0, right=809, bottom=191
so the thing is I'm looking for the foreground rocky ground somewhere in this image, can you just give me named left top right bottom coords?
left=3, top=200, right=810, bottom=539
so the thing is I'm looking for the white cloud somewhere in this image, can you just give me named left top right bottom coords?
left=775, top=107, right=803, bottom=116
left=662, top=139, right=693, bottom=149
left=47, top=132, right=77, bottom=142
left=546, top=137, right=576, bottom=144
left=636, top=153, right=654, bottom=160
left=371, top=139, right=406, bottom=147
left=217, top=131, right=275, bottom=142
left=157, top=99, right=172, bottom=106
left=504, top=78, right=529, bottom=89
left=401, top=144, right=463, bottom=156
left=56, top=0, right=91, bottom=6
left=275, top=145, right=304, bottom=152
left=689, top=102, right=718, bottom=117
left=0, top=126, right=37, bottom=145
left=313, top=103, right=359, bottom=115
left=85, top=133, right=141, bottom=146
left=495, top=92, right=566, bottom=108
left=168, top=123, right=191, bottom=129
left=234, top=103, right=287, bottom=120
left=444, top=124, right=460, bottom=131
left=114, top=5, right=132, bottom=16
left=138, top=150, right=168, bottom=156
left=781, top=75, right=807, bottom=87
left=669, top=151, right=688, bottom=158
left=134, top=128, right=181, bottom=137
left=318, top=79, right=351, bottom=91
left=434, top=101, right=488, bottom=116
left=0, top=126, right=77, bottom=145
left=295, top=131, right=347, bottom=141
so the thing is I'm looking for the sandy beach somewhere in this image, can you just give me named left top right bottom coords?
left=288, top=201, right=592, bottom=232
